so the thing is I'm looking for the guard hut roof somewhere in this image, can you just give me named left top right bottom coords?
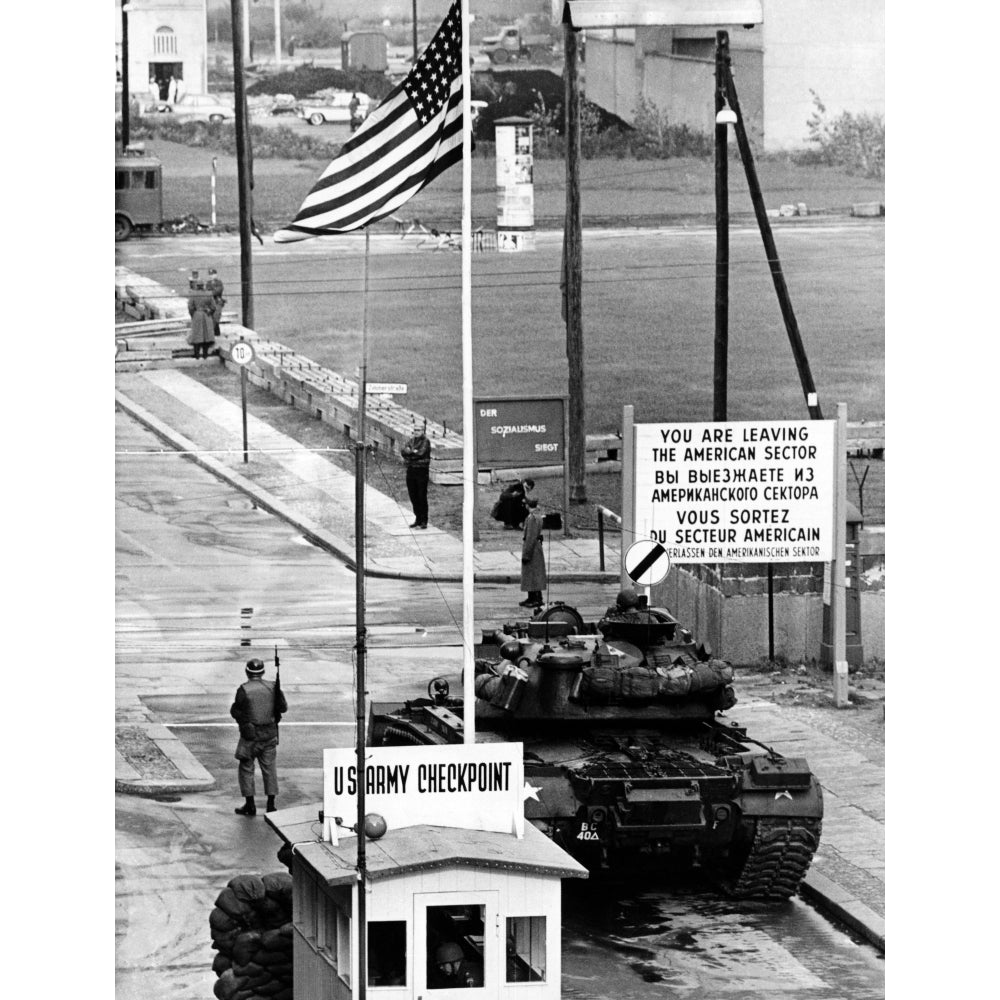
left=267, top=806, right=588, bottom=884
left=561, top=0, right=763, bottom=28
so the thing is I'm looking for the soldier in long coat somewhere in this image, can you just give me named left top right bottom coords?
left=231, top=658, right=288, bottom=816
left=519, top=498, right=546, bottom=608
left=187, top=281, right=217, bottom=359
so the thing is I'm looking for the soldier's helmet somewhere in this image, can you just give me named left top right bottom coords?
left=615, top=587, right=640, bottom=611
left=246, top=658, right=265, bottom=675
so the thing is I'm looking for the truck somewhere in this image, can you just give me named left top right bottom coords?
left=480, top=15, right=555, bottom=65
left=115, top=146, right=163, bottom=242
left=341, top=30, right=388, bottom=73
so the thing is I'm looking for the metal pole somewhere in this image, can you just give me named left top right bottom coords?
left=355, top=229, right=371, bottom=1000
left=274, top=0, right=281, bottom=68
left=563, top=21, right=586, bottom=503
left=598, top=509, right=605, bottom=572
left=722, top=57, right=822, bottom=420
left=241, top=364, right=249, bottom=463
left=620, top=404, right=635, bottom=589
left=211, top=157, right=218, bottom=227
left=231, top=0, right=254, bottom=329
left=767, top=562, right=774, bottom=661
left=832, top=402, right=849, bottom=706
left=713, top=31, right=729, bottom=422
left=412, top=0, right=419, bottom=62
left=121, top=0, right=130, bottom=152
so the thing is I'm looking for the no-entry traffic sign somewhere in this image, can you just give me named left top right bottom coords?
left=624, top=539, right=671, bottom=586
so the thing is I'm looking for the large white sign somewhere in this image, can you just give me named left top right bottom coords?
left=323, top=743, right=525, bottom=843
left=633, top=420, right=836, bottom=563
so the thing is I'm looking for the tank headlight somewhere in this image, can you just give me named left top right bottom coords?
left=714, top=805, right=731, bottom=822
left=589, top=807, right=607, bottom=824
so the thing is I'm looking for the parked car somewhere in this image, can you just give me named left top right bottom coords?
left=297, top=92, right=371, bottom=126
left=142, top=94, right=234, bottom=123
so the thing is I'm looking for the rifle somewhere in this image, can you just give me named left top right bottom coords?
left=273, top=645, right=285, bottom=724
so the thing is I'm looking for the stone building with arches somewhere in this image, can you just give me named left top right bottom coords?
left=114, top=0, right=209, bottom=102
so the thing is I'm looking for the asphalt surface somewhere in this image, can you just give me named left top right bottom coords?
left=115, top=271, right=885, bottom=953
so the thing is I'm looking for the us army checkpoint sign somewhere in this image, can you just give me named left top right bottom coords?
left=323, top=743, right=526, bottom=843
left=633, top=420, right=836, bottom=564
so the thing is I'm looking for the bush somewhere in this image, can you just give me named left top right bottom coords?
left=630, top=96, right=713, bottom=159
left=797, top=90, right=884, bottom=179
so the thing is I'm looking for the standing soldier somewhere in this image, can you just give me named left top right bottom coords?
left=519, top=498, right=546, bottom=608
left=207, top=268, right=226, bottom=339
left=230, top=657, right=288, bottom=816
left=401, top=424, right=431, bottom=529
left=186, top=275, right=217, bottom=360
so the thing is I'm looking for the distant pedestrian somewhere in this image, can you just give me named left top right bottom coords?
left=349, top=91, right=361, bottom=131
left=287, top=36, right=296, bottom=57
left=519, top=498, right=546, bottom=608
left=186, top=279, right=217, bottom=359
left=401, top=425, right=431, bottom=528
left=492, top=477, right=534, bottom=530
left=230, top=658, right=288, bottom=816
left=167, top=74, right=178, bottom=103
left=207, top=269, right=226, bottom=337
left=148, top=76, right=160, bottom=104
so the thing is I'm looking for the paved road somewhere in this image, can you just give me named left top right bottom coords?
left=116, top=409, right=883, bottom=999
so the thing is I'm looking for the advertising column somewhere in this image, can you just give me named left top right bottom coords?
left=495, top=116, right=535, bottom=251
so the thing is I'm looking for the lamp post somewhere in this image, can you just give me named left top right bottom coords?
left=412, top=0, right=418, bottom=62
left=121, top=0, right=130, bottom=151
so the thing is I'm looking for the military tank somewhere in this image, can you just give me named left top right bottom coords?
left=368, top=591, right=823, bottom=900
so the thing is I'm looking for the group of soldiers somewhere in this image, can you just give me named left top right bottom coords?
left=186, top=269, right=225, bottom=359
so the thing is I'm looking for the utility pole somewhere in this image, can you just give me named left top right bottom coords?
left=231, top=0, right=255, bottom=328
left=412, top=0, right=419, bottom=62
left=713, top=31, right=730, bottom=422
left=274, top=0, right=282, bottom=67
left=120, top=0, right=130, bottom=151
left=563, top=21, right=586, bottom=503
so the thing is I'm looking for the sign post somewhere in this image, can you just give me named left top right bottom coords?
left=230, top=338, right=256, bottom=463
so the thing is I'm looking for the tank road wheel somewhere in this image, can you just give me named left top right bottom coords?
left=308, top=112, right=325, bottom=126
left=723, top=817, right=822, bottom=900
left=115, top=214, right=133, bottom=242
left=490, top=49, right=509, bottom=64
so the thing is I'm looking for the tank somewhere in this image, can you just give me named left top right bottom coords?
left=368, top=593, right=823, bottom=900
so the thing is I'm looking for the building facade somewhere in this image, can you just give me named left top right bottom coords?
left=115, top=0, right=209, bottom=102
left=582, top=0, right=884, bottom=151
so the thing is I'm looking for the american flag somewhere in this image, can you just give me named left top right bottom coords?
left=274, top=1, right=463, bottom=242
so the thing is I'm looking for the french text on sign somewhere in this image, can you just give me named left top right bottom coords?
left=624, top=538, right=671, bottom=585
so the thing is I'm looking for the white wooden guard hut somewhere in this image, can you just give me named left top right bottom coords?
left=266, top=743, right=587, bottom=1000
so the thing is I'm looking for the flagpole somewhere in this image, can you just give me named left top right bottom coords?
left=460, top=0, right=475, bottom=743
left=355, top=228, right=370, bottom=1000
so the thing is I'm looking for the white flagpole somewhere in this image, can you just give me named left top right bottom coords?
left=460, top=0, right=475, bottom=743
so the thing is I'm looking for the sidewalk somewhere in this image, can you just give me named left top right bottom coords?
left=115, top=301, right=883, bottom=953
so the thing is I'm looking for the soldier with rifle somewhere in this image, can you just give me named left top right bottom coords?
left=230, top=652, right=287, bottom=816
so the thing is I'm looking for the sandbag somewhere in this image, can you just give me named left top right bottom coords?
left=213, top=969, right=246, bottom=1000
left=253, top=897, right=285, bottom=926
left=276, top=842, right=294, bottom=871
left=262, top=872, right=292, bottom=902
left=228, top=874, right=266, bottom=904
left=232, top=930, right=263, bottom=967
left=212, top=953, right=232, bottom=976
left=274, top=987, right=293, bottom=1000
left=216, top=887, right=254, bottom=922
left=212, top=929, right=238, bottom=953
left=210, top=908, right=239, bottom=934
left=255, top=947, right=290, bottom=968
left=253, top=981, right=285, bottom=997
left=259, top=928, right=286, bottom=951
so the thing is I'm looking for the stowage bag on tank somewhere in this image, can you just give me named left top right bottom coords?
left=579, top=659, right=733, bottom=702
left=657, top=659, right=734, bottom=696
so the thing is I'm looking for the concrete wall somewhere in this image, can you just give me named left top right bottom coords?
left=762, top=0, right=884, bottom=150
left=582, top=0, right=882, bottom=151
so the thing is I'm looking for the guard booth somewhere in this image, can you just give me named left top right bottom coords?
left=266, top=743, right=587, bottom=1000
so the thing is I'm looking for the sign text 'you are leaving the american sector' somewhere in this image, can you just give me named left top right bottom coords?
left=633, top=420, right=835, bottom=564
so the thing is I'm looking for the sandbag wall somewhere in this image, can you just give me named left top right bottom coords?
left=210, top=871, right=294, bottom=1000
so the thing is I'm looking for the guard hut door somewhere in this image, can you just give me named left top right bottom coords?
left=414, top=891, right=499, bottom=1000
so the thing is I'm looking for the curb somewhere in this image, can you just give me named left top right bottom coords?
left=115, top=389, right=619, bottom=585
left=115, top=723, right=216, bottom=796
left=800, top=869, right=885, bottom=953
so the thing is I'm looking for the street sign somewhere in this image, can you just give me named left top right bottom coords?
left=632, top=419, right=836, bottom=563
left=230, top=341, right=256, bottom=366
left=366, top=382, right=407, bottom=394
left=624, top=538, right=671, bottom=586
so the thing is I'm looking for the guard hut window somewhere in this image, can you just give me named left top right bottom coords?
left=368, top=920, right=407, bottom=987
left=506, top=916, right=546, bottom=983
left=293, top=870, right=320, bottom=943
left=336, top=906, right=352, bottom=985
left=426, top=903, right=486, bottom=989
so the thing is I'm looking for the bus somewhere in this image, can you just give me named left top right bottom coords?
left=115, top=146, right=162, bottom=241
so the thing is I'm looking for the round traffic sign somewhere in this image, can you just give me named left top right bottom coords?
left=230, top=341, right=256, bottom=366
left=624, top=539, right=671, bottom=586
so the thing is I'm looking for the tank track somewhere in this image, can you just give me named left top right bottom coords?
left=727, top=817, right=822, bottom=900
